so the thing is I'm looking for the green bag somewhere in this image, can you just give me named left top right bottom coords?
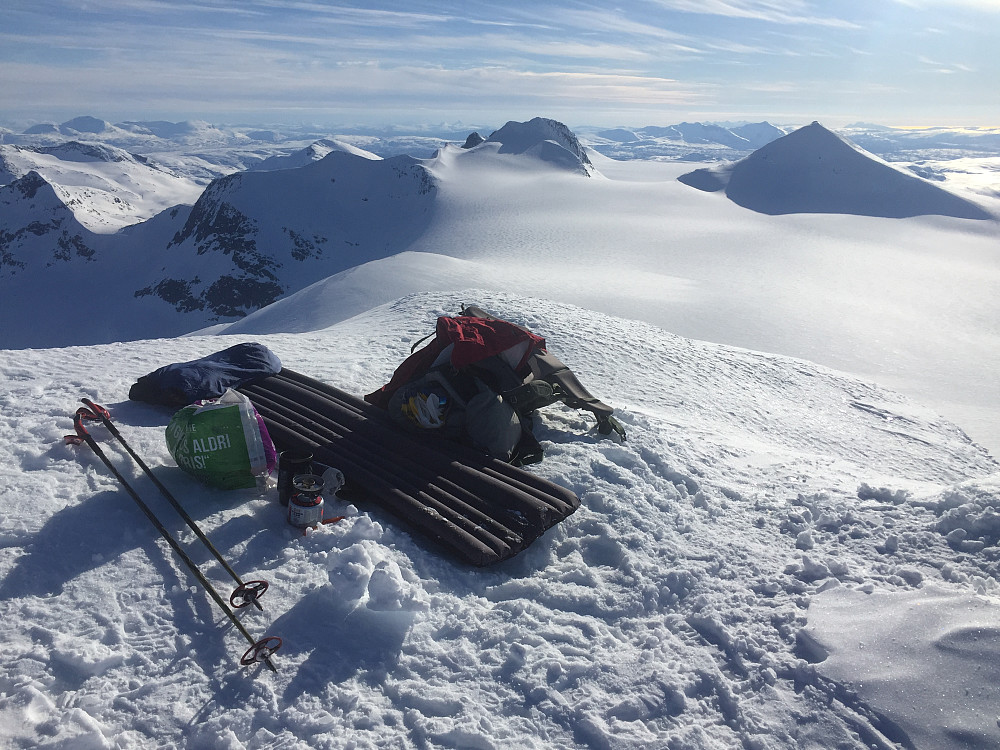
left=166, top=389, right=276, bottom=490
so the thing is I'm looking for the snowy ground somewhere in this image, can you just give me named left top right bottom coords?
left=2, top=290, right=998, bottom=749
left=205, top=146, right=1000, bottom=460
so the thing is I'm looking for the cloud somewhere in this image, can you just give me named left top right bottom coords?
left=645, top=0, right=863, bottom=28
left=918, top=56, right=978, bottom=73
left=2, top=0, right=995, bottom=126
left=0, top=57, right=718, bottom=125
left=893, top=0, right=1000, bottom=10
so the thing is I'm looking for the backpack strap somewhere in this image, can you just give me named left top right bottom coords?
left=527, top=350, right=626, bottom=441
left=462, top=303, right=626, bottom=441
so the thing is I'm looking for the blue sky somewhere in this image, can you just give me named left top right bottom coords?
left=3, top=0, right=998, bottom=129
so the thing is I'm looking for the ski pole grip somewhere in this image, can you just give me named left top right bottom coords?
left=73, top=408, right=96, bottom=438
left=81, top=398, right=111, bottom=420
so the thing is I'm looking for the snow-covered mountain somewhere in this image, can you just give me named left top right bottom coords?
left=641, top=121, right=755, bottom=149
left=8, top=114, right=1000, bottom=164
left=2, top=290, right=998, bottom=749
left=0, top=141, right=204, bottom=232
left=0, top=171, right=103, bottom=276
left=585, top=121, right=787, bottom=160
left=0, top=117, right=600, bottom=344
left=17, top=116, right=248, bottom=150
left=249, top=139, right=381, bottom=172
left=135, top=151, right=437, bottom=319
left=678, top=122, right=994, bottom=219
left=485, top=117, right=595, bottom=175
left=134, top=118, right=593, bottom=318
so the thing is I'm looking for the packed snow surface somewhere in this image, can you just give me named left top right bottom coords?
left=2, top=290, right=999, bottom=749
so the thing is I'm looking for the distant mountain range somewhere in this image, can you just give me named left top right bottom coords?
left=0, top=116, right=995, bottom=349
left=594, top=121, right=785, bottom=150
left=5, top=115, right=1000, bottom=162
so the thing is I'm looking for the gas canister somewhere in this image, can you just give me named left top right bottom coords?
left=287, top=474, right=324, bottom=528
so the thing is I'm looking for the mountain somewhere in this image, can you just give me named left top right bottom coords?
left=678, top=122, right=994, bottom=219
left=462, top=132, right=485, bottom=149
left=116, top=120, right=210, bottom=139
left=582, top=121, right=785, bottom=161
left=670, top=122, right=752, bottom=149
left=0, top=171, right=100, bottom=279
left=729, top=121, right=786, bottom=148
left=22, top=123, right=60, bottom=136
left=140, top=119, right=592, bottom=320
left=594, top=128, right=642, bottom=143
left=249, top=139, right=381, bottom=172
left=0, top=142, right=204, bottom=234
left=0, top=117, right=609, bottom=347
left=115, top=119, right=250, bottom=147
left=59, top=115, right=114, bottom=135
left=133, top=151, right=437, bottom=319
left=485, top=117, right=594, bottom=174
left=32, top=141, right=138, bottom=164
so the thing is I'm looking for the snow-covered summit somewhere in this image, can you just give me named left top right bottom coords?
left=133, top=150, right=437, bottom=319
left=117, top=120, right=212, bottom=139
left=22, top=122, right=60, bottom=136
left=678, top=121, right=994, bottom=219
left=59, top=115, right=113, bottom=135
left=462, top=132, right=485, bottom=149
left=0, top=170, right=99, bottom=278
left=250, top=139, right=381, bottom=172
left=33, top=141, right=141, bottom=164
left=730, top=121, right=787, bottom=148
left=484, top=117, right=594, bottom=174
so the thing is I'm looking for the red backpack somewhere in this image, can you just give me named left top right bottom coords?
left=365, top=305, right=625, bottom=465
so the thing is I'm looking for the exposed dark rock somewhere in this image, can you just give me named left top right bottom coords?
left=462, top=132, right=485, bottom=149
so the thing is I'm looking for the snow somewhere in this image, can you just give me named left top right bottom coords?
left=2, top=289, right=999, bottom=749
left=4, top=117, right=1000, bottom=747
left=678, top=122, right=993, bottom=219
left=249, top=139, right=382, bottom=172
left=0, top=142, right=204, bottom=233
left=184, top=140, right=1000, bottom=460
left=800, top=584, right=1000, bottom=749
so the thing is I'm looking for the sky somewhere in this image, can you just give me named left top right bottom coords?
left=2, top=0, right=999, bottom=129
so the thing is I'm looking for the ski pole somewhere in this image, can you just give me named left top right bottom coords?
left=67, top=408, right=281, bottom=671
left=80, top=399, right=266, bottom=611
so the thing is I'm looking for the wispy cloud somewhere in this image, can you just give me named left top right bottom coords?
left=918, top=55, right=978, bottom=73
left=2, top=0, right=995, bottom=126
left=0, top=58, right=713, bottom=119
left=893, top=0, right=1000, bottom=10
left=645, top=0, right=863, bottom=28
